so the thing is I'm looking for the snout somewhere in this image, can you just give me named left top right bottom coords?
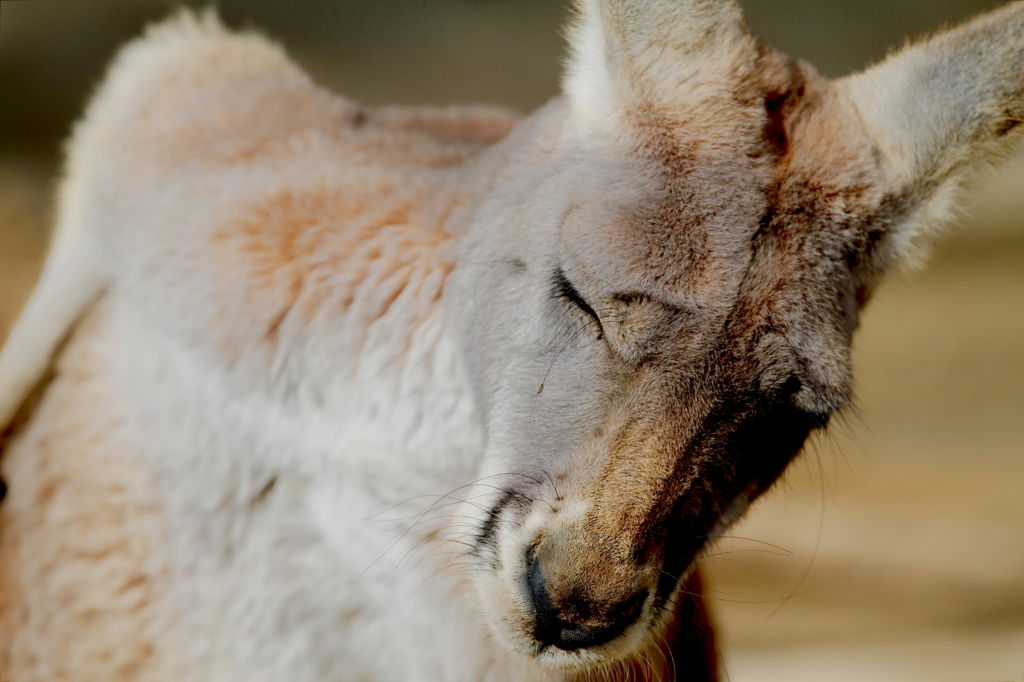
left=528, top=553, right=647, bottom=651
left=522, top=537, right=653, bottom=655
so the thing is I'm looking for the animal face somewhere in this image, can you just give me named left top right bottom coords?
left=448, top=0, right=1024, bottom=670
left=451, top=78, right=862, bottom=670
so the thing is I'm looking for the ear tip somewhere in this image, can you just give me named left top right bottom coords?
left=792, top=383, right=850, bottom=420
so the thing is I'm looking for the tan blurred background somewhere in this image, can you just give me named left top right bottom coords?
left=1, top=1, right=1022, bottom=680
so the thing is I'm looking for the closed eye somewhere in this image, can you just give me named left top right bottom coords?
left=552, top=267, right=603, bottom=334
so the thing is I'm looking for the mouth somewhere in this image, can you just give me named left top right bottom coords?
left=474, top=517, right=692, bottom=669
left=512, top=556, right=710, bottom=674
left=469, top=479, right=747, bottom=674
left=526, top=546, right=651, bottom=655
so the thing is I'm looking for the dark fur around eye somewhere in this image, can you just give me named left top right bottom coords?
left=552, top=268, right=603, bottom=331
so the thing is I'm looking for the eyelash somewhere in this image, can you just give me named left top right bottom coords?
left=552, top=268, right=604, bottom=337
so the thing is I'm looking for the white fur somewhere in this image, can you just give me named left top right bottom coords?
left=563, top=0, right=750, bottom=138
left=0, top=11, right=542, bottom=681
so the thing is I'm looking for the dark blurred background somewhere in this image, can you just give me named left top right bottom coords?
left=1, top=2, right=1023, bottom=681
left=0, top=0, right=1010, bottom=161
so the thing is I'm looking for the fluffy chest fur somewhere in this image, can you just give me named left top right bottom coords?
left=0, top=13, right=550, bottom=681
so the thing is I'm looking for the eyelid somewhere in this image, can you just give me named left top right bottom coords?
left=552, top=268, right=603, bottom=328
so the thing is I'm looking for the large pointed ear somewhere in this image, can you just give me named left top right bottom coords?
left=839, top=2, right=1024, bottom=269
left=563, top=0, right=755, bottom=133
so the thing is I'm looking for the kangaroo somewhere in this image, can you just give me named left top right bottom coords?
left=1, top=2, right=1022, bottom=680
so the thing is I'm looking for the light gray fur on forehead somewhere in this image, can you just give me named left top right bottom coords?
left=557, top=148, right=768, bottom=307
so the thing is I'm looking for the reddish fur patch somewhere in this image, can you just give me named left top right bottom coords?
left=211, top=183, right=459, bottom=359
left=0, top=530, right=25, bottom=672
left=0, top=302, right=173, bottom=680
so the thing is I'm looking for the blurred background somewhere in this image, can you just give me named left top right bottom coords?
left=1, top=1, right=1022, bottom=680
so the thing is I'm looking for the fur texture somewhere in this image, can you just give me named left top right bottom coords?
left=1, top=2, right=1023, bottom=680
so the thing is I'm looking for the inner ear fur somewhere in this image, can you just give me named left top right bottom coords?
left=749, top=1, right=1024, bottom=414
left=564, top=0, right=755, bottom=134
left=798, top=3, right=1024, bottom=277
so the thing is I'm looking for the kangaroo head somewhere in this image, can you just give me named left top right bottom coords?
left=449, top=0, right=1024, bottom=669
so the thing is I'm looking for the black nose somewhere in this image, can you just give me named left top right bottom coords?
left=528, top=555, right=645, bottom=651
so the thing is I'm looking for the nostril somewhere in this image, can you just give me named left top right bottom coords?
left=527, top=554, right=647, bottom=652
left=528, top=555, right=560, bottom=640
